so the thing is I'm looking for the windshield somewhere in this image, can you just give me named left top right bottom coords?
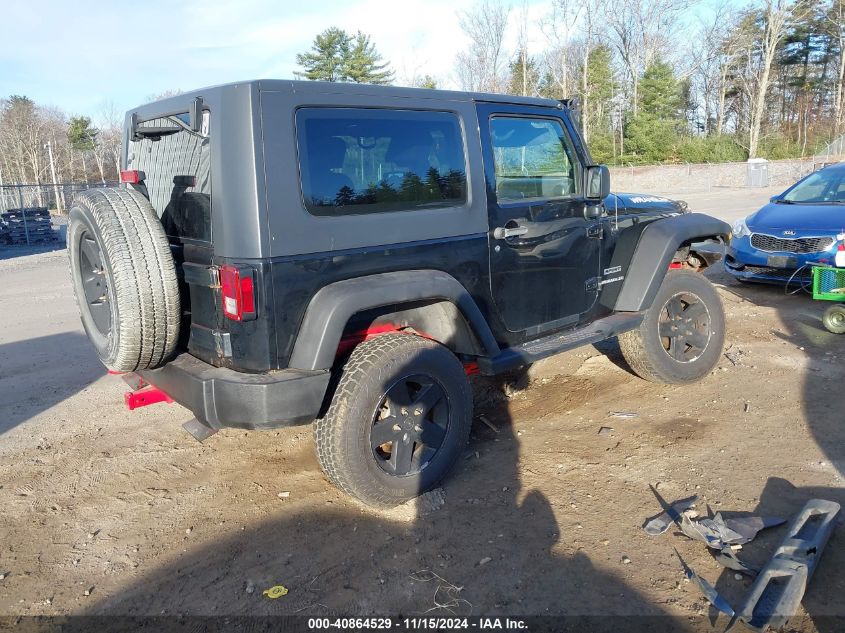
left=783, top=168, right=845, bottom=203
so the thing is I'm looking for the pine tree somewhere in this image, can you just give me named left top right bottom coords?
left=624, top=58, right=683, bottom=163
left=582, top=46, right=616, bottom=164
left=638, top=58, right=683, bottom=120
left=508, top=51, right=540, bottom=96
left=295, top=28, right=393, bottom=85
left=295, top=27, right=352, bottom=82
left=68, top=116, right=97, bottom=151
left=344, top=31, right=394, bottom=85
left=584, top=46, right=615, bottom=133
left=419, top=75, right=438, bottom=89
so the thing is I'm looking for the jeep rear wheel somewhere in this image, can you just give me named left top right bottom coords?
left=618, top=270, right=724, bottom=384
left=315, top=333, right=472, bottom=507
left=68, top=188, right=180, bottom=372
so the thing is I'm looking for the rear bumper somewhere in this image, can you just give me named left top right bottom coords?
left=138, top=353, right=331, bottom=430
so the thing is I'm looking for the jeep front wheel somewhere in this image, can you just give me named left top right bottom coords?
left=618, top=269, right=725, bottom=384
left=314, top=333, right=473, bottom=507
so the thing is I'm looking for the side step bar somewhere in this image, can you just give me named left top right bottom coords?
left=477, top=311, right=645, bottom=375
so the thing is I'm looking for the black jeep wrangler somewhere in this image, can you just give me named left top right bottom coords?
left=68, top=80, right=729, bottom=507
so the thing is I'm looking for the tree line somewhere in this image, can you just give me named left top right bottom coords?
left=0, top=96, right=122, bottom=190
left=296, top=0, right=845, bottom=165
left=2, top=0, right=839, bottom=190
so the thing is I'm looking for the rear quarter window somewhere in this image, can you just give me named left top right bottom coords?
left=127, top=114, right=211, bottom=242
left=295, top=108, right=467, bottom=216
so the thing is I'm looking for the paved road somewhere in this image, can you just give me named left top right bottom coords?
left=655, top=185, right=784, bottom=225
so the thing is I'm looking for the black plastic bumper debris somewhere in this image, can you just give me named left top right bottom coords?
left=735, top=498, right=841, bottom=631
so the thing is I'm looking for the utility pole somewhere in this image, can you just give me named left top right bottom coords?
left=45, top=140, right=63, bottom=213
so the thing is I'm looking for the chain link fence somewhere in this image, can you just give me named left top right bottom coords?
left=607, top=157, right=830, bottom=195
left=0, top=182, right=118, bottom=215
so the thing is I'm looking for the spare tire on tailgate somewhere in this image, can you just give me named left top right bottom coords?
left=68, top=187, right=180, bottom=372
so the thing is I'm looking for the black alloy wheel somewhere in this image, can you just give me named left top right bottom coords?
left=658, top=292, right=712, bottom=363
left=370, top=374, right=451, bottom=476
left=77, top=230, right=113, bottom=337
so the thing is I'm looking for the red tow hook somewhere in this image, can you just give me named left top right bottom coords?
left=124, top=386, right=174, bottom=410
left=119, top=373, right=173, bottom=410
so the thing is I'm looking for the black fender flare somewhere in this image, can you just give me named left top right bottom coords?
left=288, top=270, right=500, bottom=371
left=614, top=213, right=730, bottom=312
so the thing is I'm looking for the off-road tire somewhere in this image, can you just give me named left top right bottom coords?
left=315, top=333, right=473, bottom=508
left=822, top=304, right=845, bottom=334
left=618, top=269, right=725, bottom=384
left=68, top=187, right=180, bottom=372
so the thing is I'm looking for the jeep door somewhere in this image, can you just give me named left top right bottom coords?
left=477, top=104, right=602, bottom=335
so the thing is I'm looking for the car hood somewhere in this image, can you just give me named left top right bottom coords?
left=604, top=192, right=685, bottom=214
left=748, top=202, right=845, bottom=232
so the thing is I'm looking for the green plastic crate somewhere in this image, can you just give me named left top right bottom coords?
left=812, top=266, right=845, bottom=301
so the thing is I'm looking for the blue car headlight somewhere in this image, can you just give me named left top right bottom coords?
left=732, top=218, right=750, bottom=239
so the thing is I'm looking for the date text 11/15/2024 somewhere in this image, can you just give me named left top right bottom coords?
left=307, top=617, right=528, bottom=630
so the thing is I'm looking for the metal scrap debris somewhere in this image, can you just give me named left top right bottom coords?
left=674, top=549, right=735, bottom=617
left=608, top=411, right=638, bottom=419
left=722, top=515, right=786, bottom=543
left=643, top=488, right=699, bottom=536
left=723, top=344, right=745, bottom=366
left=477, top=415, right=499, bottom=434
left=711, top=547, right=758, bottom=577
left=679, top=512, right=785, bottom=550
left=649, top=492, right=841, bottom=632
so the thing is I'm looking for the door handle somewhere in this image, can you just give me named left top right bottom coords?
left=493, top=225, right=529, bottom=239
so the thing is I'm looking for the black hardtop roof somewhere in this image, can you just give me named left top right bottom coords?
left=132, top=79, right=566, bottom=112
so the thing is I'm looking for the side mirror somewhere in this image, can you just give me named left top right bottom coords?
left=769, top=195, right=781, bottom=203
left=585, top=165, right=610, bottom=201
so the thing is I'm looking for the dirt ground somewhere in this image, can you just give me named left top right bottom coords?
left=1, top=188, right=843, bottom=631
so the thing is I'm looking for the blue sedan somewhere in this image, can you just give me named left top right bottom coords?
left=726, top=163, right=845, bottom=284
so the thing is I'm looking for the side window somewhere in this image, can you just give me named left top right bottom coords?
left=489, top=117, right=578, bottom=203
left=296, top=108, right=467, bottom=216
left=127, top=113, right=211, bottom=242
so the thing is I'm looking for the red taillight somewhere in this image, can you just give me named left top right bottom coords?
left=240, top=274, right=255, bottom=314
left=219, top=265, right=256, bottom=321
left=119, top=169, right=145, bottom=184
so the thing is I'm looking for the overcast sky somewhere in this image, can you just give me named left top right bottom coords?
left=1, top=0, right=724, bottom=121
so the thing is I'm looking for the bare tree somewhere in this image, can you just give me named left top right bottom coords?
left=604, top=0, right=690, bottom=115
left=746, top=0, right=807, bottom=157
left=96, top=101, right=123, bottom=182
left=455, top=0, right=511, bottom=93
left=686, top=3, right=742, bottom=136
left=540, top=0, right=582, bottom=100
left=827, top=0, right=845, bottom=135
left=515, top=2, right=532, bottom=96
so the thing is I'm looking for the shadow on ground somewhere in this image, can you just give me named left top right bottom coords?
left=704, top=272, right=845, bottom=632
left=0, top=332, right=103, bottom=435
left=76, top=372, right=700, bottom=632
